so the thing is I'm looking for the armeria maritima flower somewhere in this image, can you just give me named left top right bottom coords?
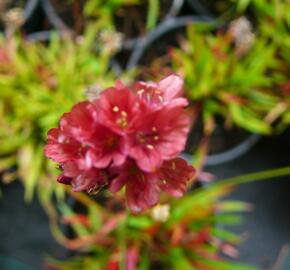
left=109, top=158, right=195, bottom=213
left=44, top=74, right=196, bottom=213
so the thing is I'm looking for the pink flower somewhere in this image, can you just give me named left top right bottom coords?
left=157, top=158, right=196, bottom=197
left=133, top=74, right=188, bottom=108
left=109, top=158, right=195, bottom=213
left=128, top=105, right=190, bottom=172
left=44, top=101, right=97, bottom=163
left=44, top=75, right=195, bottom=213
left=60, top=101, right=97, bottom=141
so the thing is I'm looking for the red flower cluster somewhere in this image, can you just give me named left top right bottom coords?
left=44, top=75, right=195, bottom=213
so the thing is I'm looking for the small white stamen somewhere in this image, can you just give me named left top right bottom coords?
left=137, top=89, right=145, bottom=95
left=146, top=144, right=154, bottom=150
left=121, top=111, right=127, bottom=117
left=113, top=106, right=119, bottom=112
left=151, top=204, right=170, bottom=223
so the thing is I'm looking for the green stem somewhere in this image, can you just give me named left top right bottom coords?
left=216, top=166, right=290, bottom=187
left=146, top=0, right=159, bottom=31
left=118, top=208, right=130, bottom=270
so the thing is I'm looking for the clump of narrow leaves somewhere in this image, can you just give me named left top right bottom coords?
left=168, top=25, right=282, bottom=136
left=0, top=26, right=127, bottom=201
left=44, top=181, right=256, bottom=270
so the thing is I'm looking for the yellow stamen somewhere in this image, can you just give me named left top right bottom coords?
left=172, top=162, right=176, bottom=170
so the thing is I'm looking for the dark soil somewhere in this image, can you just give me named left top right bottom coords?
left=208, top=133, right=290, bottom=269
left=0, top=182, right=67, bottom=269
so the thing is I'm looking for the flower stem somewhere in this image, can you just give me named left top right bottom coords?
left=216, top=166, right=290, bottom=187
left=118, top=208, right=130, bottom=270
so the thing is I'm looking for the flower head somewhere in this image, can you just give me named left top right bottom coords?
left=44, top=75, right=195, bottom=212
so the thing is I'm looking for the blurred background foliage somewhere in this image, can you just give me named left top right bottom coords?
left=0, top=0, right=289, bottom=269
left=0, top=23, right=132, bottom=203
left=45, top=179, right=257, bottom=270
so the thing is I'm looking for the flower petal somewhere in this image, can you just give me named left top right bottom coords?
left=158, top=74, right=184, bottom=101
left=158, top=157, right=195, bottom=197
left=60, top=101, right=97, bottom=141
left=126, top=173, right=159, bottom=213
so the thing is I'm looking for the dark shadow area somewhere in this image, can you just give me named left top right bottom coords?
left=208, top=135, right=290, bottom=269
left=0, top=182, right=66, bottom=269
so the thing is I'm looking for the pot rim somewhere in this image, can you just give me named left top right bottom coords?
left=23, top=0, right=39, bottom=21
left=40, top=0, right=186, bottom=46
left=126, top=14, right=216, bottom=69
left=181, top=134, right=261, bottom=166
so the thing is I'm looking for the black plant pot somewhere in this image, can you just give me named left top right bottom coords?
left=40, top=0, right=185, bottom=43
left=186, top=0, right=234, bottom=16
left=40, top=0, right=71, bottom=33
left=22, top=0, right=46, bottom=34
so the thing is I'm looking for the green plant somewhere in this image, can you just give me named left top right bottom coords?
left=166, top=25, right=282, bottom=135
left=44, top=166, right=290, bottom=270
left=248, top=0, right=290, bottom=131
left=44, top=182, right=253, bottom=270
left=0, top=25, right=132, bottom=202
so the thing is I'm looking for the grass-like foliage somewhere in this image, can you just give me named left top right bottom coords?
left=0, top=25, right=131, bottom=202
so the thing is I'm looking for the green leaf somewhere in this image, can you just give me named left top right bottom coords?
left=58, top=203, right=90, bottom=237
left=138, top=254, right=150, bottom=270
left=215, top=213, right=243, bottom=225
left=24, top=145, right=43, bottom=202
left=211, top=228, right=241, bottom=243
left=146, top=0, right=159, bottom=30
left=196, top=256, right=259, bottom=270
left=217, top=201, right=252, bottom=212
left=169, top=248, right=197, bottom=270
left=127, top=216, right=154, bottom=229
left=229, top=104, right=271, bottom=134
left=88, top=205, right=102, bottom=231
left=237, top=0, right=252, bottom=12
